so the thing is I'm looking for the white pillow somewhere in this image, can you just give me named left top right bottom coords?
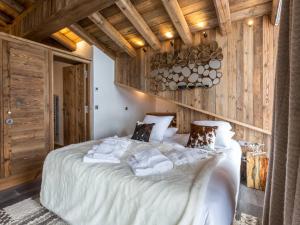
left=215, top=130, right=235, bottom=148
left=163, top=127, right=178, bottom=138
left=192, top=120, right=232, bottom=131
left=143, top=115, right=174, bottom=141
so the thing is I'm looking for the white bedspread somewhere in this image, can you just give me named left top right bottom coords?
left=40, top=137, right=241, bottom=225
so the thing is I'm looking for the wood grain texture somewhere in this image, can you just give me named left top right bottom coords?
left=9, top=0, right=116, bottom=41
left=63, top=64, right=88, bottom=145
left=212, top=0, right=232, bottom=35
left=161, top=0, right=193, bottom=45
left=50, top=32, right=76, bottom=52
left=0, top=32, right=92, bottom=191
left=115, top=16, right=278, bottom=147
left=1, top=40, right=50, bottom=178
left=89, top=12, right=137, bottom=57
left=0, top=39, right=3, bottom=178
left=0, top=2, right=19, bottom=18
left=115, top=0, right=161, bottom=50
left=69, top=23, right=116, bottom=59
left=76, top=0, right=272, bottom=54
left=0, top=0, right=24, bottom=13
left=270, top=0, right=282, bottom=25
left=246, top=152, right=269, bottom=191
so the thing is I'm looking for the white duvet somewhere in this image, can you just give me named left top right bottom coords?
left=40, top=137, right=241, bottom=225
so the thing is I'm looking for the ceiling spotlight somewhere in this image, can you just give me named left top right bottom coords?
left=135, top=40, right=145, bottom=47
left=165, top=31, right=173, bottom=39
left=247, top=19, right=254, bottom=26
left=197, top=21, right=206, bottom=28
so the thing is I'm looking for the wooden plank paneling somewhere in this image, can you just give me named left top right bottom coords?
left=115, top=16, right=278, bottom=147
left=115, top=0, right=161, bottom=50
left=89, top=12, right=137, bottom=57
left=1, top=40, right=50, bottom=178
left=69, top=23, right=116, bottom=59
left=9, top=0, right=116, bottom=41
left=0, top=39, right=3, bottom=178
left=63, top=64, right=88, bottom=145
left=50, top=32, right=77, bottom=51
left=77, top=0, right=272, bottom=52
left=262, top=16, right=275, bottom=131
left=212, top=0, right=232, bottom=35
left=270, top=0, right=282, bottom=25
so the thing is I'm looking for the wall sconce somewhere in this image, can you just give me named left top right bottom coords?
left=203, top=31, right=208, bottom=38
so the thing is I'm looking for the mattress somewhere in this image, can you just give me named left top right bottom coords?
left=40, top=135, right=241, bottom=225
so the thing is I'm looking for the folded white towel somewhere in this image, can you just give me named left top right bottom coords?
left=83, top=154, right=121, bottom=164
left=83, top=137, right=131, bottom=164
left=128, top=149, right=173, bottom=176
left=166, top=148, right=208, bottom=166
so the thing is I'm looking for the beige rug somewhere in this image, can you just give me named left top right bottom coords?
left=0, top=198, right=259, bottom=225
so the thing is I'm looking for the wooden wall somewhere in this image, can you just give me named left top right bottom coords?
left=116, top=16, right=279, bottom=150
left=0, top=32, right=92, bottom=191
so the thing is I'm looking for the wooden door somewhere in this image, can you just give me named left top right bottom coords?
left=63, top=64, right=89, bottom=145
left=0, top=40, right=50, bottom=180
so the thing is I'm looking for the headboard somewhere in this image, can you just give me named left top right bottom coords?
left=146, top=112, right=177, bottom=127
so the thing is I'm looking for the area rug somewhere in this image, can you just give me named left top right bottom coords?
left=0, top=197, right=259, bottom=225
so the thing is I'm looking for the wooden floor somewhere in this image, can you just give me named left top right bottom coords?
left=0, top=180, right=41, bottom=209
left=236, top=182, right=265, bottom=224
left=0, top=180, right=264, bottom=222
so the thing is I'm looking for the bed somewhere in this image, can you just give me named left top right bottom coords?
left=40, top=133, right=241, bottom=225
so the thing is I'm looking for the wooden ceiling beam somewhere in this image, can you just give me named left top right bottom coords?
left=161, top=0, right=193, bottom=46
left=213, top=0, right=232, bottom=35
left=0, top=0, right=24, bottom=13
left=115, top=0, right=161, bottom=51
left=50, top=32, right=77, bottom=51
left=189, top=2, right=272, bottom=33
left=9, top=0, right=116, bottom=41
left=69, top=23, right=116, bottom=59
left=0, top=10, right=12, bottom=24
left=89, top=12, right=136, bottom=57
left=0, top=2, right=19, bottom=18
left=271, top=0, right=282, bottom=25
left=0, top=18, right=7, bottom=27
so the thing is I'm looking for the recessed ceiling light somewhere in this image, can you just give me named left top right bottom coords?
left=247, top=19, right=254, bottom=26
left=165, top=31, right=173, bottom=39
left=197, top=21, right=206, bottom=28
left=135, top=40, right=145, bottom=46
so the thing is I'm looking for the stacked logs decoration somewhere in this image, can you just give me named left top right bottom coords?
left=149, top=41, right=223, bottom=92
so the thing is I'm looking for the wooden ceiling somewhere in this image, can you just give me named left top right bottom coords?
left=2, top=0, right=281, bottom=57
left=76, top=0, right=277, bottom=56
left=0, top=0, right=81, bottom=51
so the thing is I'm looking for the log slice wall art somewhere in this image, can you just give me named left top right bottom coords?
left=150, top=41, right=223, bottom=92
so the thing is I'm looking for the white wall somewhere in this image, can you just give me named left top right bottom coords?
left=92, top=46, right=156, bottom=139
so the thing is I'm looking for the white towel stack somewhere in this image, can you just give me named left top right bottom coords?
left=128, top=149, right=173, bottom=176
left=83, top=137, right=131, bottom=163
left=166, top=148, right=208, bottom=166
